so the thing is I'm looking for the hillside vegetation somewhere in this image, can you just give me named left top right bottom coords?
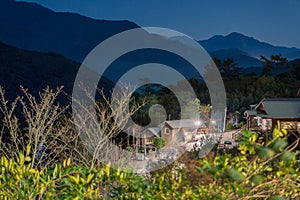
left=0, top=86, right=299, bottom=199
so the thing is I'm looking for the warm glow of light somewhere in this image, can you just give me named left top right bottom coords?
left=194, top=120, right=202, bottom=126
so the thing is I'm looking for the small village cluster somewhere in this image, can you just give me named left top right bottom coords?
left=129, top=89, right=300, bottom=162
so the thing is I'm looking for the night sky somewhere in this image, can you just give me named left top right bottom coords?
left=20, top=0, right=300, bottom=48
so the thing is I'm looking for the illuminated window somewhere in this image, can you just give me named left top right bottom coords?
left=146, top=139, right=153, bottom=144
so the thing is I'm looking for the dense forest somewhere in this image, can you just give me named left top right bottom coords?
left=131, top=55, right=300, bottom=125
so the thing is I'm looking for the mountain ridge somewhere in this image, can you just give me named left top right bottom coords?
left=1, top=0, right=300, bottom=76
left=199, top=32, right=300, bottom=60
left=0, top=0, right=140, bottom=62
left=0, top=40, right=113, bottom=102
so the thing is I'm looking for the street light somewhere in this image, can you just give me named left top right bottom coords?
left=194, top=120, right=202, bottom=126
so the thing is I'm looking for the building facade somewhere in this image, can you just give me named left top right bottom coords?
left=244, top=98, right=300, bottom=132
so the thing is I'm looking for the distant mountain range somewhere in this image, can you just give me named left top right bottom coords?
left=0, top=0, right=300, bottom=84
left=209, top=48, right=263, bottom=68
left=0, top=0, right=139, bottom=62
left=199, top=32, right=300, bottom=68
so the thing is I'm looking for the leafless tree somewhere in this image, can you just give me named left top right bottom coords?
left=0, top=84, right=145, bottom=169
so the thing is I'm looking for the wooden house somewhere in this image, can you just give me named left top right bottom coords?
left=245, top=98, right=300, bottom=131
left=161, top=119, right=207, bottom=145
left=140, top=127, right=161, bottom=147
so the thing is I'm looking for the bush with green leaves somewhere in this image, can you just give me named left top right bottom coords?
left=236, top=121, right=245, bottom=128
left=0, top=145, right=194, bottom=199
left=0, top=86, right=299, bottom=199
left=1, top=122, right=299, bottom=199
left=226, top=122, right=233, bottom=130
left=195, top=122, right=300, bottom=199
left=153, top=137, right=166, bottom=153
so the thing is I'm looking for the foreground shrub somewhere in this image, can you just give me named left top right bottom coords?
left=0, top=145, right=194, bottom=199
left=195, top=123, right=300, bottom=199
left=226, top=122, right=233, bottom=130
left=0, top=86, right=299, bottom=199
left=1, top=132, right=299, bottom=199
left=236, top=121, right=245, bottom=128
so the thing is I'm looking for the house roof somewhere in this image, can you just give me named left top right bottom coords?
left=141, top=127, right=161, bottom=138
left=244, top=110, right=257, bottom=117
left=164, top=119, right=206, bottom=129
left=148, top=127, right=161, bottom=137
left=255, top=98, right=300, bottom=119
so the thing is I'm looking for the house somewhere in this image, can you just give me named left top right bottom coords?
left=244, top=98, right=300, bottom=131
left=128, top=118, right=214, bottom=150
left=126, top=125, right=161, bottom=151
left=140, top=127, right=161, bottom=147
left=244, top=109, right=258, bottom=130
left=160, top=119, right=207, bottom=145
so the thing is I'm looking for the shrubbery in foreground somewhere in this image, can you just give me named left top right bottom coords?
left=0, top=87, right=299, bottom=199
left=0, top=125, right=299, bottom=199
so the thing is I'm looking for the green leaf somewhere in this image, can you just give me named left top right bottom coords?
left=86, top=174, right=94, bottom=184
left=281, top=151, right=296, bottom=162
left=272, top=139, right=288, bottom=152
left=195, top=166, right=203, bottom=173
left=227, top=168, right=245, bottom=182
left=25, top=156, right=31, bottom=162
left=270, top=196, right=285, bottom=200
left=258, top=147, right=275, bottom=159
left=250, top=174, right=264, bottom=185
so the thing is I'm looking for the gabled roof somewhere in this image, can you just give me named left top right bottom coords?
left=141, top=127, right=161, bottom=138
left=164, top=119, right=206, bottom=129
left=148, top=127, right=161, bottom=137
left=244, top=110, right=257, bottom=117
left=255, top=98, right=300, bottom=119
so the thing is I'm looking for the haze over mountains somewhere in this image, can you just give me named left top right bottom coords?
left=199, top=32, right=300, bottom=68
left=0, top=0, right=300, bottom=89
left=1, top=1, right=300, bottom=65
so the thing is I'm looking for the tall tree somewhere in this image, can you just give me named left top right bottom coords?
left=260, top=53, right=288, bottom=76
left=213, top=58, right=241, bottom=79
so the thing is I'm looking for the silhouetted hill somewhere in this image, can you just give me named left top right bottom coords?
left=209, top=48, right=263, bottom=68
left=199, top=32, right=300, bottom=60
left=0, top=41, right=113, bottom=102
left=0, top=0, right=139, bottom=62
left=240, top=58, right=300, bottom=76
left=1, top=1, right=299, bottom=81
